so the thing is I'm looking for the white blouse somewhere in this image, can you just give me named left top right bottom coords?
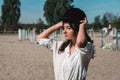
left=37, top=38, right=94, bottom=80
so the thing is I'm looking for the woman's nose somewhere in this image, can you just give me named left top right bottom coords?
left=63, top=29, right=67, bottom=33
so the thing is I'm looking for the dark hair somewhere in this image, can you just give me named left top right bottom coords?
left=59, top=8, right=94, bottom=58
left=61, top=8, right=86, bottom=32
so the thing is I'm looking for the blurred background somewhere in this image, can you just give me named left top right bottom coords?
left=0, top=0, right=120, bottom=33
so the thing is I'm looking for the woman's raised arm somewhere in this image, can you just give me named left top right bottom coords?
left=37, top=21, right=63, bottom=39
left=76, top=18, right=87, bottom=48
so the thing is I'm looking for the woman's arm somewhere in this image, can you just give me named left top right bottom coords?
left=76, top=18, right=87, bottom=48
left=37, top=21, right=63, bottom=39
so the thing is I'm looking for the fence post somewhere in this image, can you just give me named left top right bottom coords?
left=32, top=28, right=36, bottom=43
left=22, top=29, right=26, bottom=40
left=18, top=29, right=22, bottom=40
left=116, top=28, right=118, bottom=50
left=101, top=29, right=104, bottom=47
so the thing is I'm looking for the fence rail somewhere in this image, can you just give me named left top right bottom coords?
left=0, top=31, right=18, bottom=34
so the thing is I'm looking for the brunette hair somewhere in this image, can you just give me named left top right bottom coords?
left=59, top=8, right=94, bottom=58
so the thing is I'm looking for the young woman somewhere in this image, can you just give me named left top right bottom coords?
left=37, top=8, right=94, bottom=80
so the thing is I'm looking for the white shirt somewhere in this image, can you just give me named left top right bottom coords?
left=37, top=38, right=94, bottom=80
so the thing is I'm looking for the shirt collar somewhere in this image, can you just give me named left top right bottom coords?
left=64, top=43, right=70, bottom=53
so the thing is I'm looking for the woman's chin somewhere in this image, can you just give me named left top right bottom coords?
left=65, top=38, right=70, bottom=41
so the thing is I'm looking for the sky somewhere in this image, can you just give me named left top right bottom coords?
left=0, top=0, right=120, bottom=24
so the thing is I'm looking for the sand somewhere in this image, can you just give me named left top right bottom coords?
left=0, top=34, right=120, bottom=80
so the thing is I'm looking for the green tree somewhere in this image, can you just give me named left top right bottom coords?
left=1, top=0, right=21, bottom=30
left=0, top=17, right=1, bottom=25
left=0, top=17, right=2, bottom=30
left=93, top=15, right=102, bottom=30
left=101, top=12, right=114, bottom=27
left=112, top=15, right=120, bottom=29
left=91, top=12, right=120, bottom=30
left=44, top=0, right=74, bottom=25
left=102, top=15, right=108, bottom=27
left=36, top=18, right=46, bottom=32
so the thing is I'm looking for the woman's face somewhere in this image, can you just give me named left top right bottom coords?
left=63, top=23, right=75, bottom=40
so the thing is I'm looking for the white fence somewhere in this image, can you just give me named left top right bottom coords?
left=18, top=28, right=36, bottom=43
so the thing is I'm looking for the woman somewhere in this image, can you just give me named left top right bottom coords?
left=37, top=8, right=94, bottom=80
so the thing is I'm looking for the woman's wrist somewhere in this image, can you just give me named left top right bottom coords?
left=79, top=18, right=87, bottom=29
left=57, top=21, right=63, bottom=27
left=54, top=21, right=63, bottom=29
left=79, top=24, right=86, bottom=29
left=50, top=21, right=63, bottom=31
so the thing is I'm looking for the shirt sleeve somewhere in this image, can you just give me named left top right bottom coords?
left=36, top=38, right=54, bottom=50
left=76, top=42, right=94, bottom=56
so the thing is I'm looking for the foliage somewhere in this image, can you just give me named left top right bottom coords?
left=1, top=0, right=21, bottom=30
left=112, top=15, right=120, bottom=29
left=92, top=15, right=103, bottom=30
left=102, top=12, right=114, bottom=27
left=0, top=17, right=2, bottom=25
left=19, top=18, right=47, bottom=33
left=43, top=0, right=74, bottom=25
left=36, top=18, right=47, bottom=33
left=0, top=18, right=2, bottom=31
left=91, top=12, right=120, bottom=30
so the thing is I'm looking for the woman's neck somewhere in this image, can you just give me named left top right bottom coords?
left=69, top=37, right=76, bottom=55
left=71, top=36, right=76, bottom=45
left=69, top=42, right=76, bottom=55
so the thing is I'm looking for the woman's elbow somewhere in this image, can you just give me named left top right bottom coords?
left=77, top=40, right=87, bottom=48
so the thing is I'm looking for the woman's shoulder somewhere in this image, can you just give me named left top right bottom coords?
left=86, top=42, right=94, bottom=49
left=76, top=41, right=94, bottom=54
left=85, top=42, right=94, bottom=54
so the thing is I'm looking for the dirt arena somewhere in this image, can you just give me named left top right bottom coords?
left=0, top=34, right=120, bottom=80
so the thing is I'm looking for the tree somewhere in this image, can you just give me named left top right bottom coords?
left=102, top=15, right=108, bottom=27
left=104, top=12, right=113, bottom=23
left=93, top=15, right=102, bottom=30
left=112, top=15, right=120, bottom=29
left=101, top=12, right=114, bottom=27
left=0, top=17, right=1, bottom=25
left=1, top=0, right=21, bottom=30
left=0, top=17, right=2, bottom=30
left=36, top=18, right=46, bottom=32
left=43, top=0, right=74, bottom=25
left=37, top=18, right=44, bottom=26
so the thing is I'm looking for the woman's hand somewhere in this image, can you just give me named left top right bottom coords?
left=37, top=21, right=63, bottom=39
left=79, top=18, right=87, bottom=28
left=57, top=21, right=63, bottom=28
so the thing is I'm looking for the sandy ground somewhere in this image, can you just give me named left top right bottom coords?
left=0, top=34, right=120, bottom=80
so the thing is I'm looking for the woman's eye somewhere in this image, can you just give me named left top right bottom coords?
left=67, top=26, right=71, bottom=30
left=62, top=26, right=71, bottom=30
